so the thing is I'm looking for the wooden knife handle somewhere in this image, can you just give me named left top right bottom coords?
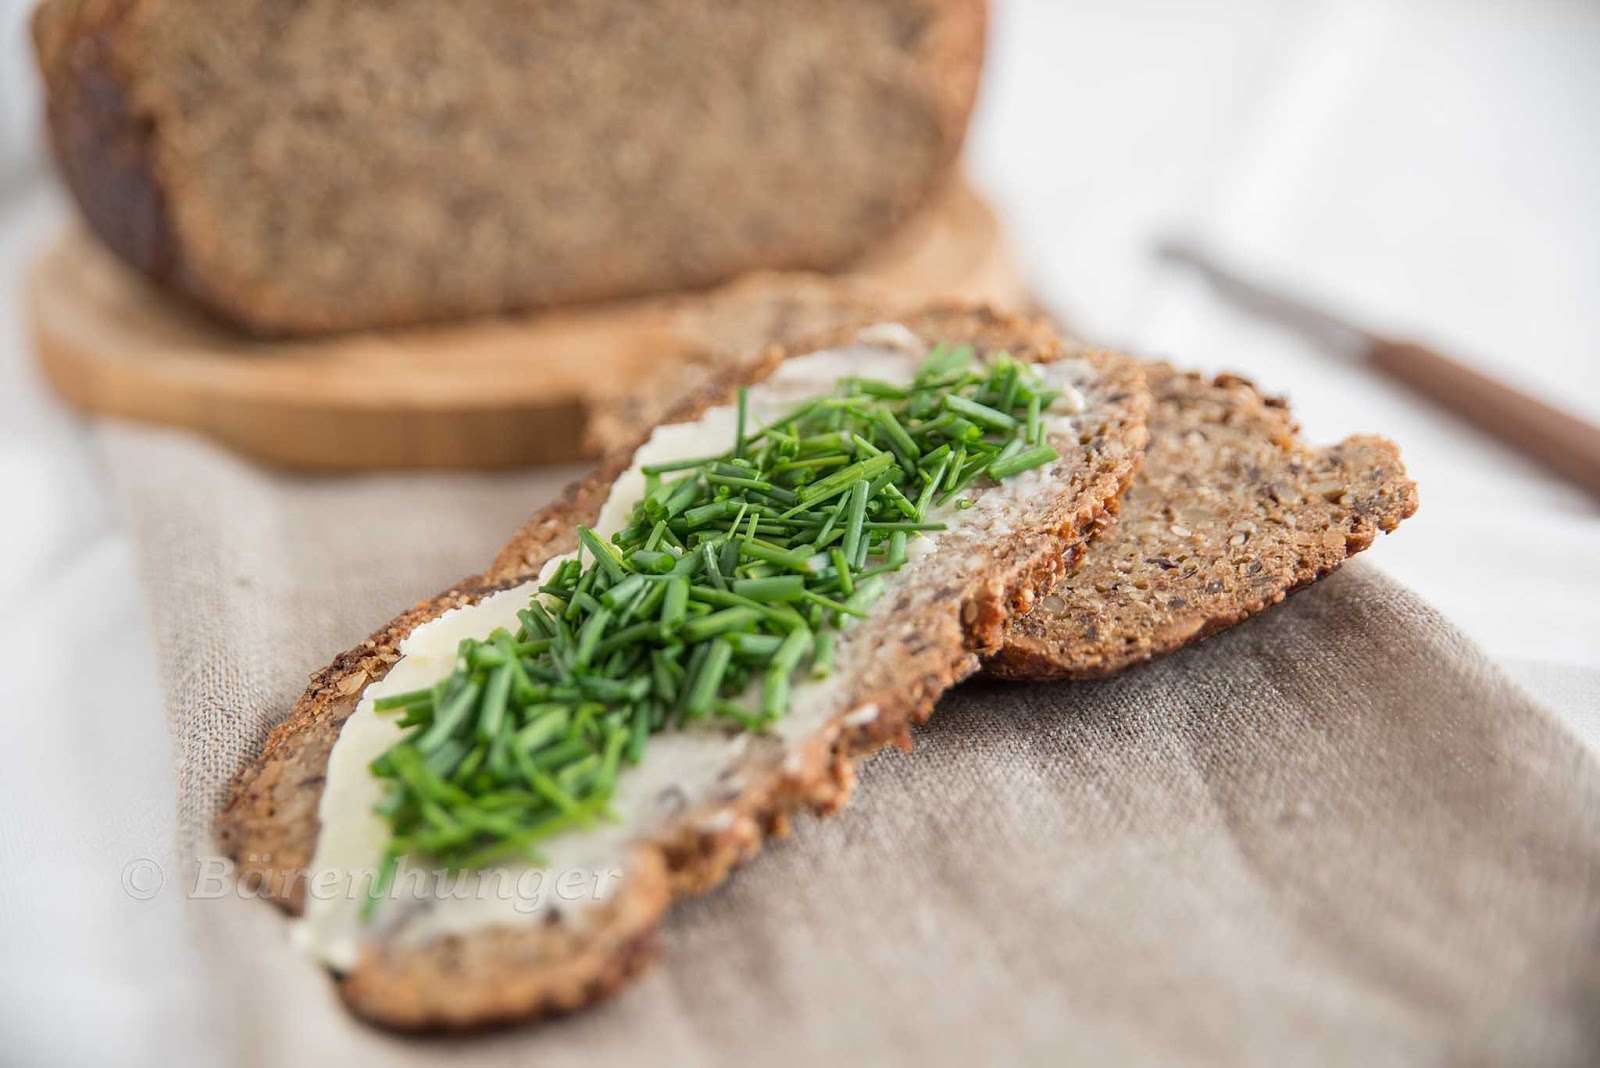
left=1368, top=339, right=1600, bottom=500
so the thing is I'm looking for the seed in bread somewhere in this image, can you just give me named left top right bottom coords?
left=32, top=0, right=986, bottom=335
left=217, top=308, right=1150, bottom=1030
left=987, top=363, right=1417, bottom=681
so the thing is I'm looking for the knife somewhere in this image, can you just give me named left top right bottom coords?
left=1158, top=238, right=1600, bottom=501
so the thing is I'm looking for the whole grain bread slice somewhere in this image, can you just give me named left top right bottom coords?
left=988, top=362, right=1417, bottom=681
left=217, top=307, right=1150, bottom=1030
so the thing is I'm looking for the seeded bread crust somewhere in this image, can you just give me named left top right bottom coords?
left=217, top=307, right=1150, bottom=1030
left=988, top=363, right=1417, bottom=681
left=33, top=0, right=986, bottom=336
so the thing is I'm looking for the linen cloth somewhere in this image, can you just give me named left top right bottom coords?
left=101, top=420, right=1600, bottom=1067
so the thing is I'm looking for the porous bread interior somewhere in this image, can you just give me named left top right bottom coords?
left=105, top=0, right=982, bottom=332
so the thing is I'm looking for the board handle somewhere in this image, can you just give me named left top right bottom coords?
left=1369, top=339, right=1600, bottom=500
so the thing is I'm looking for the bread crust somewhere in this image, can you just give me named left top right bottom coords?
left=33, top=0, right=988, bottom=336
left=988, top=363, right=1418, bottom=681
left=32, top=0, right=185, bottom=285
left=217, top=306, right=1148, bottom=1029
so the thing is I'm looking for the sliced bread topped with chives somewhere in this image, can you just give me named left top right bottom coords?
left=218, top=307, right=1150, bottom=1030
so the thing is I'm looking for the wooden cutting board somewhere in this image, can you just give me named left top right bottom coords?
left=28, top=180, right=1030, bottom=470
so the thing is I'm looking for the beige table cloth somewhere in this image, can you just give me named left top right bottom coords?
left=103, top=422, right=1600, bottom=1067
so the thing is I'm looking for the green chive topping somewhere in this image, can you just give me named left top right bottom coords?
left=363, top=339, right=1067, bottom=905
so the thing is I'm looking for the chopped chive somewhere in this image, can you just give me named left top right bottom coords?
left=987, top=444, right=1060, bottom=479
left=734, top=388, right=749, bottom=459
left=516, top=710, right=571, bottom=754
left=626, top=550, right=675, bottom=575
left=705, top=472, right=774, bottom=493
left=660, top=576, right=690, bottom=634
left=944, top=446, right=967, bottom=491
left=811, top=632, right=834, bottom=679
left=770, top=625, right=814, bottom=675
left=601, top=573, right=647, bottom=609
left=627, top=705, right=651, bottom=764
left=685, top=638, right=733, bottom=717
left=595, top=727, right=628, bottom=797
left=771, top=455, right=849, bottom=476
left=875, top=408, right=920, bottom=463
left=415, top=679, right=481, bottom=752
left=578, top=527, right=627, bottom=583
left=761, top=665, right=790, bottom=720
left=681, top=606, right=764, bottom=643
left=915, top=455, right=951, bottom=519
left=529, top=737, right=594, bottom=772
left=796, top=451, right=895, bottom=505
left=593, top=620, right=661, bottom=659
left=729, top=632, right=785, bottom=659
left=713, top=700, right=769, bottom=732
left=572, top=607, right=610, bottom=668
left=881, top=482, right=920, bottom=520
left=476, top=664, right=513, bottom=742
left=641, top=453, right=728, bottom=476
left=830, top=549, right=855, bottom=596
left=732, top=575, right=807, bottom=602
left=841, top=479, right=869, bottom=565
left=863, top=521, right=948, bottom=532
left=738, top=538, right=817, bottom=573
left=515, top=611, right=547, bottom=644
left=942, top=394, right=1019, bottom=432
left=373, top=688, right=433, bottom=713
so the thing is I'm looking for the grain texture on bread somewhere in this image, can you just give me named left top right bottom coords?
left=33, top=0, right=986, bottom=336
left=217, top=307, right=1149, bottom=1030
left=988, top=363, right=1417, bottom=681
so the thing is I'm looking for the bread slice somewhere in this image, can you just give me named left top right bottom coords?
left=217, top=307, right=1150, bottom=1029
left=32, top=0, right=985, bottom=336
left=988, top=363, right=1417, bottom=681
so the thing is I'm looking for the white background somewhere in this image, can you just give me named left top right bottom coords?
left=1, top=0, right=1596, bottom=1063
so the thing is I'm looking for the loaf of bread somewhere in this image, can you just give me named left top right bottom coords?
left=32, top=0, right=986, bottom=336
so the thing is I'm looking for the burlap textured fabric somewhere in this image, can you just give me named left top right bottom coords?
left=100, top=422, right=1600, bottom=1067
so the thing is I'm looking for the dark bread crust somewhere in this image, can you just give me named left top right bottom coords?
left=217, top=306, right=1149, bottom=1030
left=31, top=0, right=184, bottom=284
left=988, top=363, right=1418, bottom=681
left=33, top=0, right=987, bottom=336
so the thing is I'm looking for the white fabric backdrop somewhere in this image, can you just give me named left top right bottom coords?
left=1, top=0, right=1596, bottom=1063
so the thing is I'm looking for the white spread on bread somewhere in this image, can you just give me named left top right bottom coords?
left=296, top=327, right=1088, bottom=969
